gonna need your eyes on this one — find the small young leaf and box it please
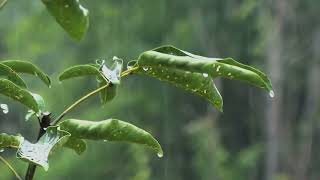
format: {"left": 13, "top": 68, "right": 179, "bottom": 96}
{"left": 2, "top": 60, "right": 51, "bottom": 87}
{"left": 138, "top": 46, "right": 273, "bottom": 92}
{"left": 63, "top": 137, "right": 87, "bottom": 155}
{"left": 0, "top": 79, "right": 42, "bottom": 112}
{"left": 41, "top": 0, "right": 89, "bottom": 40}
{"left": 0, "top": 133, "right": 22, "bottom": 149}
{"left": 17, "top": 126, "right": 71, "bottom": 171}
{"left": 59, "top": 64, "right": 100, "bottom": 81}
{"left": 0, "top": 63, "right": 27, "bottom": 88}
{"left": 136, "top": 66, "right": 223, "bottom": 111}
{"left": 59, "top": 119, "right": 163, "bottom": 157}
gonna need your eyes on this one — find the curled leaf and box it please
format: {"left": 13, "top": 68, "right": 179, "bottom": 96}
{"left": 59, "top": 119, "right": 163, "bottom": 157}
{"left": 138, "top": 45, "right": 273, "bottom": 92}
{"left": 2, "top": 60, "right": 51, "bottom": 87}
{"left": 42, "top": 0, "right": 89, "bottom": 40}
{"left": 17, "top": 126, "right": 70, "bottom": 171}
{"left": 63, "top": 138, "right": 87, "bottom": 155}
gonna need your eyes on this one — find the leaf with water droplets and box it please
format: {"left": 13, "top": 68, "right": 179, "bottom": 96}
{"left": 0, "top": 79, "right": 43, "bottom": 112}
{"left": 41, "top": 0, "right": 89, "bottom": 40}
{"left": 17, "top": 126, "right": 71, "bottom": 171}
{"left": 0, "top": 63, "right": 27, "bottom": 88}
{"left": 58, "top": 119, "right": 163, "bottom": 157}
{"left": 138, "top": 45, "right": 273, "bottom": 93}
{"left": 136, "top": 66, "right": 223, "bottom": 111}
{"left": 0, "top": 133, "right": 22, "bottom": 149}
{"left": 2, "top": 60, "right": 51, "bottom": 87}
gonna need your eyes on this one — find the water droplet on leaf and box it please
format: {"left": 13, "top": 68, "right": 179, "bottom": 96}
{"left": 269, "top": 90, "right": 275, "bottom": 98}
{"left": 157, "top": 152, "right": 163, "bottom": 158}
{"left": 143, "top": 67, "right": 149, "bottom": 71}
{"left": 202, "top": 73, "right": 209, "bottom": 78}
{"left": 0, "top": 149, "right": 4, "bottom": 153}
{"left": 0, "top": 104, "right": 9, "bottom": 114}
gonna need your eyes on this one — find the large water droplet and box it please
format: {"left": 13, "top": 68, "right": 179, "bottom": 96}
{"left": 202, "top": 73, "right": 209, "bottom": 78}
{"left": 157, "top": 152, "right": 163, "bottom": 158}
{"left": 0, "top": 104, "right": 9, "bottom": 114}
{"left": 0, "top": 148, "right": 4, "bottom": 153}
{"left": 143, "top": 67, "right": 149, "bottom": 71}
{"left": 269, "top": 90, "right": 275, "bottom": 98}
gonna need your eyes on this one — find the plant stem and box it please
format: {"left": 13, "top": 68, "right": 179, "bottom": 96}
{"left": 0, "top": 0, "right": 7, "bottom": 10}
{"left": 52, "top": 66, "right": 139, "bottom": 125}
{"left": 0, "top": 155, "right": 22, "bottom": 180}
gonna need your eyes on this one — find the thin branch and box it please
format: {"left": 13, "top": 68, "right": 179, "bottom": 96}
{"left": 0, "top": 155, "right": 23, "bottom": 180}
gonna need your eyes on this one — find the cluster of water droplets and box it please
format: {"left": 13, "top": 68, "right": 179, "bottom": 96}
{"left": 0, "top": 104, "right": 8, "bottom": 114}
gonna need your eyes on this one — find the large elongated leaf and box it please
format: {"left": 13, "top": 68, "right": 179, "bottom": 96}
{"left": 138, "top": 45, "right": 273, "bottom": 93}
{"left": 2, "top": 60, "right": 51, "bottom": 87}
{"left": 59, "top": 119, "right": 163, "bottom": 157}
{"left": 63, "top": 137, "right": 87, "bottom": 155}
{"left": 0, "top": 133, "right": 22, "bottom": 149}
{"left": 136, "top": 66, "right": 223, "bottom": 111}
{"left": 42, "top": 0, "right": 89, "bottom": 40}
{"left": 0, "top": 79, "right": 42, "bottom": 112}
{"left": 0, "top": 63, "right": 27, "bottom": 88}
{"left": 17, "top": 126, "right": 70, "bottom": 171}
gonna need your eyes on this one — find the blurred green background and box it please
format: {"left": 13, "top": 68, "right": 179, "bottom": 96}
{"left": 0, "top": 0, "right": 320, "bottom": 180}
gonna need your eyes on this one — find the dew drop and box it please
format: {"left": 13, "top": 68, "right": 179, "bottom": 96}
{"left": 202, "top": 73, "right": 209, "bottom": 78}
{"left": 216, "top": 66, "right": 221, "bottom": 72}
{"left": 0, "top": 104, "right": 9, "bottom": 114}
{"left": 157, "top": 152, "right": 163, "bottom": 158}
{"left": 143, "top": 67, "right": 149, "bottom": 71}
{"left": 103, "top": 140, "right": 108, "bottom": 142}
{"left": 227, "top": 73, "right": 232, "bottom": 76}
{"left": 269, "top": 90, "right": 275, "bottom": 98}
{"left": 0, "top": 148, "right": 4, "bottom": 153}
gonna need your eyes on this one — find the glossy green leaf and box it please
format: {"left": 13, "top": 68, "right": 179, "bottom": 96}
{"left": 136, "top": 66, "right": 223, "bottom": 111}
{"left": 97, "top": 76, "right": 117, "bottom": 104}
{"left": 0, "top": 79, "right": 42, "bottom": 112}
{"left": 0, "top": 63, "right": 27, "bottom": 88}
{"left": 63, "top": 137, "right": 87, "bottom": 155}
{"left": 138, "top": 45, "right": 273, "bottom": 93}
{"left": 59, "top": 64, "right": 100, "bottom": 81}
{"left": 59, "top": 119, "right": 163, "bottom": 157}
{"left": 0, "top": 133, "right": 22, "bottom": 149}
{"left": 2, "top": 60, "right": 51, "bottom": 87}
{"left": 17, "top": 126, "right": 70, "bottom": 171}
{"left": 42, "top": 0, "right": 89, "bottom": 40}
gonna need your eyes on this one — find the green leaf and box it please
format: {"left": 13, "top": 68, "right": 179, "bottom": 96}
{"left": 31, "top": 93, "right": 46, "bottom": 113}
{"left": 138, "top": 45, "right": 273, "bottom": 93}
{"left": 63, "top": 138, "right": 87, "bottom": 155}
{"left": 42, "top": 0, "right": 89, "bottom": 40}
{"left": 17, "top": 126, "right": 70, "bottom": 171}
{"left": 0, "top": 63, "right": 27, "bottom": 88}
{"left": 137, "top": 66, "right": 223, "bottom": 111}
{"left": 97, "top": 76, "right": 117, "bottom": 104}
{"left": 0, "top": 79, "right": 42, "bottom": 112}
{"left": 59, "top": 119, "right": 163, "bottom": 157}
{"left": 59, "top": 64, "right": 100, "bottom": 81}
{"left": 2, "top": 60, "right": 51, "bottom": 87}
{"left": 0, "top": 133, "right": 22, "bottom": 149}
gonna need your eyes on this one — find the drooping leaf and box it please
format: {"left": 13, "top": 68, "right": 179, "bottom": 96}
{"left": 0, "top": 133, "right": 22, "bottom": 149}
{"left": 59, "top": 119, "right": 163, "bottom": 157}
{"left": 136, "top": 66, "right": 223, "bottom": 111}
{"left": 97, "top": 76, "right": 117, "bottom": 104}
{"left": 31, "top": 93, "right": 46, "bottom": 113}
{"left": 17, "top": 126, "right": 70, "bottom": 171}
{"left": 63, "top": 137, "right": 87, "bottom": 155}
{"left": 59, "top": 64, "right": 100, "bottom": 81}
{"left": 0, "top": 63, "right": 27, "bottom": 88}
{"left": 138, "top": 45, "right": 273, "bottom": 93}
{"left": 41, "top": 0, "right": 89, "bottom": 40}
{"left": 0, "top": 79, "right": 42, "bottom": 112}
{"left": 2, "top": 60, "right": 51, "bottom": 87}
